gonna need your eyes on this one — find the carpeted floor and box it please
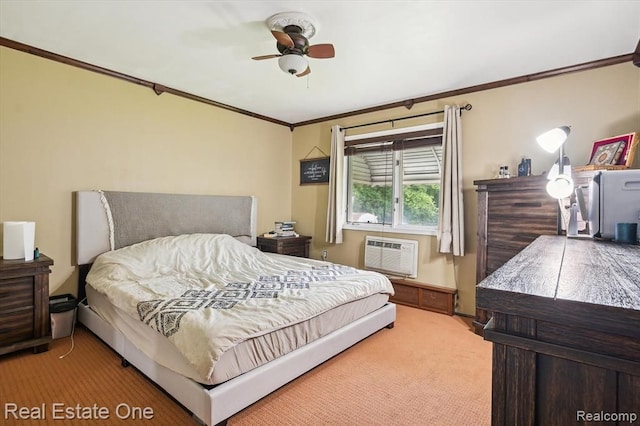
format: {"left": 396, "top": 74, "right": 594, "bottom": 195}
{"left": 0, "top": 305, "right": 492, "bottom": 425}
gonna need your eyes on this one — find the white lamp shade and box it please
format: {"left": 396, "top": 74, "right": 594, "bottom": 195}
{"left": 546, "top": 174, "right": 574, "bottom": 199}
{"left": 536, "top": 126, "right": 570, "bottom": 153}
{"left": 278, "top": 54, "right": 308, "bottom": 75}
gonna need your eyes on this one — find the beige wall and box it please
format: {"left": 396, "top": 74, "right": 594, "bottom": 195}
{"left": 291, "top": 63, "right": 640, "bottom": 315}
{"left": 0, "top": 47, "right": 293, "bottom": 296}
{"left": 2, "top": 45, "right": 638, "bottom": 316}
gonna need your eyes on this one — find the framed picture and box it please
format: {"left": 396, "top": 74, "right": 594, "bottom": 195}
{"left": 300, "top": 157, "right": 330, "bottom": 185}
{"left": 588, "top": 132, "right": 639, "bottom": 167}
{"left": 588, "top": 140, "right": 625, "bottom": 166}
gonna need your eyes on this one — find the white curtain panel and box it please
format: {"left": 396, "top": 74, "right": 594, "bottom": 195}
{"left": 326, "top": 125, "right": 345, "bottom": 244}
{"left": 438, "top": 105, "right": 465, "bottom": 256}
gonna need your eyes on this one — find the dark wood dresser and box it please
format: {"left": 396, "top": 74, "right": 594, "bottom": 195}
{"left": 474, "top": 176, "right": 559, "bottom": 334}
{"left": 477, "top": 236, "right": 640, "bottom": 425}
{"left": 256, "top": 235, "right": 311, "bottom": 258}
{"left": 0, "top": 254, "right": 53, "bottom": 355}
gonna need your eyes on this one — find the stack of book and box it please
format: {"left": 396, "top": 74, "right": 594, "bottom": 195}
{"left": 275, "top": 221, "right": 298, "bottom": 237}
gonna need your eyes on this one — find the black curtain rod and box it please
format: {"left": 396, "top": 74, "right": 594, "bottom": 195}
{"left": 340, "top": 103, "right": 472, "bottom": 132}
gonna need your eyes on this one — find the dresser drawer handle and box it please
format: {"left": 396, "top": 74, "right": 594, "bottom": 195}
{"left": 512, "top": 202, "right": 542, "bottom": 208}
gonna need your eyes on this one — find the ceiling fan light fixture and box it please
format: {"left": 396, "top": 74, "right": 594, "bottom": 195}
{"left": 267, "top": 12, "right": 317, "bottom": 38}
{"left": 278, "top": 54, "right": 308, "bottom": 75}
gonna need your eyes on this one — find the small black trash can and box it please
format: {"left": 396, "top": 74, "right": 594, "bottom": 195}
{"left": 49, "top": 294, "right": 77, "bottom": 339}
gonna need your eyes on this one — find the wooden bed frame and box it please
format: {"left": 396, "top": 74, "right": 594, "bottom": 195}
{"left": 75, "top": 190, "right": 396, "bottom": 425}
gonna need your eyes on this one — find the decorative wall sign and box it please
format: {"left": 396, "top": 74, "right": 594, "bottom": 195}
{"left": 300, "top": 157, "right": 330, "bottom": 185}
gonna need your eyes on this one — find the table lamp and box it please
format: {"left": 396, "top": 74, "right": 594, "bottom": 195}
{"left": 536, "top": 126, "right": 573, "bottom": 199}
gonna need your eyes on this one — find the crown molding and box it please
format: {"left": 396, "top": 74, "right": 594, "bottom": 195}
{"left": 1, "top": 37, "right": 633, "bottom": 131}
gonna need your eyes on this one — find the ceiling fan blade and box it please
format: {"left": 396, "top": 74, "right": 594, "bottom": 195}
{"left": 252, "top": 54, "right": 281, "bottom": 60}
{"left": 271, "top": 30, "right": 295, "bottom": 48}
{"left": 307, "top": 44, "right": 335, "bottom": 59}
{"left": 296, "top": 66, "right": 311, "bottom": 78}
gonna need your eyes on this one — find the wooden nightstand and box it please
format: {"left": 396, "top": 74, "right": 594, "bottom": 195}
{"left": 0, "top": 254, "right": 53, "bottom": 355}
{"left": 257, "top": 235, "right": 312, "bottom": 258}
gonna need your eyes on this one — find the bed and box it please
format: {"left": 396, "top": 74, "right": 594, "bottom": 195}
{"left": 75, "top": 190, "right": 396, "bottom": 425}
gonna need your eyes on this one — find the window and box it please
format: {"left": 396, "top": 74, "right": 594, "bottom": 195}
{"left": 344, "top": 123, "right": 443, "bottom": 235}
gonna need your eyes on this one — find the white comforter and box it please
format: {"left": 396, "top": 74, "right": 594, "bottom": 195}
{"left": 86, "top": 233, "right": 394, "bottom": 382}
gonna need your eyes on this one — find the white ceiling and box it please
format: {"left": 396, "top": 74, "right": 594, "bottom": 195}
{"left": 1, "top": 1, "right": 639, "bottom": 125}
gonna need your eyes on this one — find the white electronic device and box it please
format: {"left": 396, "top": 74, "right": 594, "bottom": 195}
{"left": 588, "top": 169, "right": 640, "bottom": 240}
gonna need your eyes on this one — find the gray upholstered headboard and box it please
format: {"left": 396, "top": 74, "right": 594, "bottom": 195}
{"left": 75, "top": 190, "right": 257, "bottom": 265}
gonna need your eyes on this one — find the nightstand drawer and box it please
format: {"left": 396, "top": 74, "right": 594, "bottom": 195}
{"left": 257, "top": 236, "right": 311, "bottom": 258}
{"left": 280, "top": 246, "right": 307, "bottom": 257}
{"left": 0, "top": 310, "right": 34, "bottom": 345}
{"left": 0, "top": 277, "right": 34, "bottom": 313}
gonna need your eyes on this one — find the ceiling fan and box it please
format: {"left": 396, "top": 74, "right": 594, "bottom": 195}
{"left": 252, "top": 12, "right": 335, "bottom": 77}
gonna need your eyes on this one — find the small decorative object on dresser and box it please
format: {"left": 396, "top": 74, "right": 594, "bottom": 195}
{"left": 517, "top": 158, "right": 532, "bottom": 176}
{"left": 576, "top": 132, "right": 639, "bottom": 171}
{"left": 0, "top": 254, "right": 53, "bottom": 355}
{"left": 589, "top": 140, "right": 625, "bottom": 166}
{"left": 256, "top": 235, "right": 312, "bottom": 258}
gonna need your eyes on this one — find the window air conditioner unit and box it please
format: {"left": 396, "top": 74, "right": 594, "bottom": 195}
{"left": 364, "top": 236, "right": 418, "bottom": 278}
